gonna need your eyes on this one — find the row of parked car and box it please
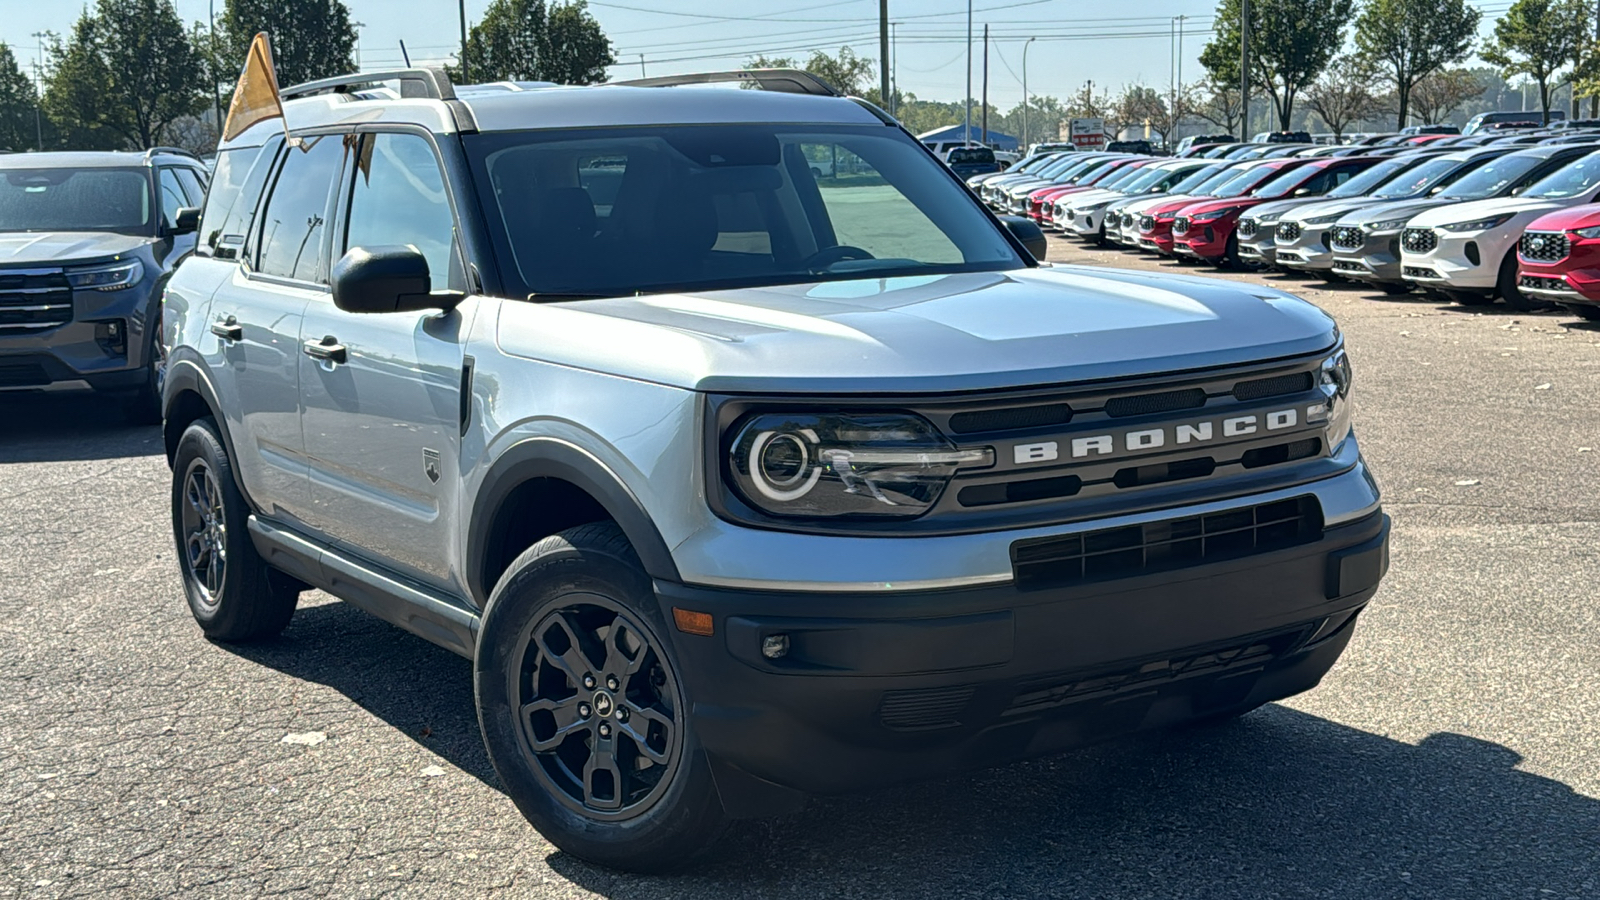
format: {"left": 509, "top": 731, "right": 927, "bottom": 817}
{"left": 968, "top": 129, "right": 1600, "bottom": 318}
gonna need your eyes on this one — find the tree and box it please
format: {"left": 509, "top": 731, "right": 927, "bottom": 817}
{"left": 1408, "top": 68, "right": 1485, "bottom": 124}
{"left": 1482, "top": 0, "right": 1587, "bottom": 125}
{"left": 460, "top": 0, "right": 613, "bottom": 85}
{"left": 1201, "top": 0, "right": 1354, "bottom": 131}
{"left": 1066, "top": 81, "right": 1111, "bottom": 120}
{"left": 41, "top": 0, "right": 205, "bottom": 150}
{"left": 1191, "top": 78, "right": 1246, "bottom": 135}
{"left": 1113, "top": 84, "right": 1171, "bottom": 141}
{"left": 1353, "top": 0, "right": 1479, "bottom": 128}
{"left": 1303, "top": 56, "right": 1383, "bottom": 140}
{"left": 0, "top": 43, "right": 38, "bottom": 151}
{"left": 220, "top": 0, "right": 355, "bottom": 88}
{"left": 746, "top": 47, "right": 875, "bottom": 97}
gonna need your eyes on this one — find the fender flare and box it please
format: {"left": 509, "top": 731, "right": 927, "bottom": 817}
{"left": 161, "top": 354, "right": 257, "bottom": 510}
{"left": 466, "top": 437, "right": 681, "bottom": 604}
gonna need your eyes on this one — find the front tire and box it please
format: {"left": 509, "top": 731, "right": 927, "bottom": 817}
{"left": 125, "top": 316, "right": 164, "bottom": 425}
{"left": 1499, "top": 252, "right": 1549, "bottom": 311}
{"left": 171, "top": 418, "right": 299, "bottom": 641}
{"left": 475, "top": 523, "right": 726, "bottom": 872}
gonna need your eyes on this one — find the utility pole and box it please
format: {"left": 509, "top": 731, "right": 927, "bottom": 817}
{"left": 1593, "top": 3, "right": 1600, "bottom": 117}
{"left": 458, "top": 0, "right": 470, "bottom": 82}
{"left": 1022, "top": 36, "right": 1036, "bottom": 151}
{"left": 891, "top": 22, "right": 899, "bottom": 116}
{"left": 981, "top": 24, "right": 989, "bottom": 145}
{"left": 209, "top": 2, "right": 224, "bottom": 132}
{"left": 1239, "top": 0, "right": 1250, "bottom": 140}
{"left": 879, "top": 0, "right": 890, "bottom": 110}
{"left": 964, "top": 0, "right": 973, "bottom": 144}
{"left": 352, "top": 20, "right": 366, "bottom": 71}
{"left": 30, "top": 33, "right": 45, "bottom": 150}
{"left": 639, "top": 54, "right": 646, "bottom": 78}
{"left": 1175, "top": 15, "right": 1185, "bottom": 145}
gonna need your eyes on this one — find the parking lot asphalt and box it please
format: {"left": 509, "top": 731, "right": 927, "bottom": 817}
{"left": 3, "top": 238, "right": 1599, "bottom": 899}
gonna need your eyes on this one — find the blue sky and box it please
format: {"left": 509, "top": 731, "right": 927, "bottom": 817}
{"left": 3, "top": 0, "right": 1513, "bottom": 110}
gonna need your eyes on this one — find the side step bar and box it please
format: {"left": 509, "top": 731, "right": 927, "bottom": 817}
{"left": 248, "top": 517, "right": 480, "bottom": 659}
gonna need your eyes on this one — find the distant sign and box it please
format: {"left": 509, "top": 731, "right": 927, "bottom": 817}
{"left": 1070, "top": 117, "right": 1106, "bottom": 149}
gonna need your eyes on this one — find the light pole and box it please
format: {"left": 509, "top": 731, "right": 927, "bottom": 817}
{"left": 30, "top": 32, "right": 45, "bottom": 150}
{"left": 208, "top": 3, "right": 223, "bottom": 132}
{"left": 964, "top": 0, "right": 973, "bottom": 144}
{"left": 1022, "top": 36, "right": 1036, "bottom": 152}
{"left": 639, "top": 54, "right": 646, "bottom": 77}
{"left": 459, "top": 0, "right": 470, "bottom": 82}
{"left": 352, "top": 21, "right": 366, "bottom": 71}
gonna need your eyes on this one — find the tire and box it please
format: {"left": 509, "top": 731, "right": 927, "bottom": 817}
{"left": 1563, "top": 303, "right": 1600, "bottom": 321}
{"left": 474, "top": 522, "right": 726, "bottom": 873}
{"left": 171, "top": 418, "right": 300, "bottom": 641}
{"left": 125, "top": 316, "right": 164, "bottom": 425}
{"left": 1377, "top": 282, "right": 1412, "bottom": 295}
{"left": 1498, "top": 252, "right": 1549, "bottom": 311}
{"left": 1446, "top": 289, "right": 1496, "bottom": 306}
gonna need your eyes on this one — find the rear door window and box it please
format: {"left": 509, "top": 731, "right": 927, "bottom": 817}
{"left": 253, "top": 135, "right": 348, "bottom": 283}
{"left": 157, "top": 168, "right": 187, "bottom": 227}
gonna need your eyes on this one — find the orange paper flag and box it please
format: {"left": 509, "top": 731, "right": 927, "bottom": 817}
{"left": 222, "top": 32, "right": 290, "bottom": 143}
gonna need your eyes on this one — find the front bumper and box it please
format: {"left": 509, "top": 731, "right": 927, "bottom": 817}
{"left": 1174, "top": 224, "right": 1229, "bottom": 260}
{"left": 1519, "top": 242, "right": 1600, "bottom": 303}
{"left": 1400, "top": 228, "right": 1504, "bottom": 290}
{"left": 0, "top": 277, "right": 158, "bottom": 393}
{"left": 1275, "top": 225, "right": 1338, "bottom": 271}
{"left": 1329, "top": 230, "right": 1403, "bottom": 282}
{"left": 662, "top": 507, "right": 1389, "bottom": 797}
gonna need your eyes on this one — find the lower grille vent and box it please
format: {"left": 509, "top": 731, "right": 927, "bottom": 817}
{"left": 1104, "top": 388, "right": 1206, "bottom": 418}
{"left": 959, "top": 475, "right": 1083, "bottom": 507}
{"left": 0, "top": 363, "right": 50, "bottom": 388}
{"left": 1010, "top": 496, "right": 1322, "bottom": 590}
{"left": 879, "top": 685, "right": 976, "bottom": 730}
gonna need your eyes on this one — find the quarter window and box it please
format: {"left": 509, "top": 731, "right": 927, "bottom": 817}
{"left": 255, "top": 135, "right": 347, "bottom": 283}
{"left": 344, "top": 133, "right": 460, "bottom": 292}
{"left": 158, "top": 168, "right": 187, "bottom": 227}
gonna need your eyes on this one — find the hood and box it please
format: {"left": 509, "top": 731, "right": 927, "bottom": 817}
{"left": 0, "top": 231, "right": 150, "bottom": 267}
{"left": 1340, "top": 197, "right": 1459, "bottom": 227}
{"left": 1243, "top": 196, "right": 1326, "bottom": 221}
{"left": 1147, "top": 194, "right": 1208, "bottom": 217}
{"left": 495, "top": 268, "right": 1339, "bottom": 394}
{"left": 1406, "top": 196, "right": 1566, "bottom": 228}
{"left": 1064, "top": 188, "right": 1123, "bottom": 209}
{"left": 1129, "top": 193, "right": 1196, "bottom": 215}
{"left": 1526, "top": 204, "right": 1600, "bottom": 232}
{"left": 1175, "top": 197, "right": 1261, "bottom": 218}
{"left": 1280, "top": 196, "right": 1385, "bottom": 224}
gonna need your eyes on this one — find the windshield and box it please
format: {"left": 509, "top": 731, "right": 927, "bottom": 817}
{"left": 1254, "top": 165, "right": 1319, "bottom": 198}
{"left": 1213, "top": 165, "right": 1283, "bottom": 198}
{"left": 1012, "top": 154, "right": 1057, "bottom": 173}
{"left": 465, "top": 124, "right": 1024, "bottom": 299}
{"left": 1038, "top": 155, "right": 1090, "bottom": 179}
{"left": 1093, "top": 164, "right": 1148, "bottom": 189}
{"left": 1122, "top": 166, "right": 1180, "bottom": 192}
{"left": 1371, "top": 156, "right": 1470, "bottom": 199}
{"left": 0, "top": 167, "right": 152, "bottom": 234}
{"left": 1522, "top": 152, "right": 1600, "bottom": 199}
{"left": 1167, "top": 165, "right": 1223, "bottom": 194}
{"left": 1326, "top": 156, "right": 1422, "bottom": 198}
{"left": 1437, "top": 153, "right": 1546, "bottom": 199}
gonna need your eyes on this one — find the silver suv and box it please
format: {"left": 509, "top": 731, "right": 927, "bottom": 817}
{"left": 162, "top": 68, "right": 1389, "bottom": 872}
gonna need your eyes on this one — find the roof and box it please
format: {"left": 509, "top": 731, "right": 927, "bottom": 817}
{"left": 0, "top": 151, "right": 165, "bottom": 169}
{"left": 916, "top": 124, "right": 1019, "bottom": 150}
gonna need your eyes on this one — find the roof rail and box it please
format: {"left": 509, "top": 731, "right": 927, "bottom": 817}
{"left": 611, "top": 68, "right": 840, "bottom": 97}
{"left": 145, "top": 146, "right": 201, "bottom": 161}
{"left": 281, "top": 67, "right": 456, "bottom": 102}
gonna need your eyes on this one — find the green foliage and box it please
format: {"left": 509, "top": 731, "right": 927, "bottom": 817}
{"left": 459, "top": 0, "right": 614, "bottom": 85}
{"left": 746, "top": 47, "right": 875, "bottom": 96}
{"left": 1482, "top": 0, "right": 1588, "bottom": 123}
{"left": 1354, "top": 0, "right": 1480, "bottom": 127}
{"left": 41, "top": 0, "right": 205, "bottom": 150}
{"left": 1200, "top": 0, "right": 1354, "bottom": 130}
{"left": 0, "top": 43, "right": 39, "bottom": 151}
{"left": 220, "top": 0, "right": 355, "bottom": 88}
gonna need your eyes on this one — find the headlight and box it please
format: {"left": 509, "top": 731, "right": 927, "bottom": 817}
{"left": 1314, "top": 350, "right": 1354, "bottom": 450}
{"left": 1190, "top": 207, "right": 1237, "bottom": 222}
{"left": 1303, "top": 212, "right": 1343, "bottom": 225}
{"left": 1365, "top": 218, "right": 1409, "bottom": 232}
{"left": 67, "top": 259, "right": 144, "bottom": 291}
{"left": 1574, "top": 224, "right": 1600, "bottom": 238}
{"left": 726, "top": 412, "right": 992, "bottom": 519}
{"left": 1440, "top": 213, "right": 1515, "bottom": 232}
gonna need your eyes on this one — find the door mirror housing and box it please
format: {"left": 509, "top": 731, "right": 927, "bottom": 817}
{"left": 170, "top": 206, "right": 201, "bottom": 236}
{"left": 331, "top": 246, "right": 459, "bottom": 314}
{"left": 998, "top": 214, "right": 1049, "bottom": 261}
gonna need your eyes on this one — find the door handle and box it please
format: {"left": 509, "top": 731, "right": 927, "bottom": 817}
{"left": 210, "top": 319, "right": 242, "bottom": 342}
{"left": 303, "top": 335, "right": 347, "bottom": 365}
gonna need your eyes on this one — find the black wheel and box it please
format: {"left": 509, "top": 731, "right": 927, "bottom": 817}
{"left": 1563, "top": 303, "right": 1600, "bottom": 321}
{"left": 1499, "top": 252, "right": 1549, "bottom": 311}
{"left": 475, "top": 523, "right": 725, "bottom": 872}
{"left": 171, "top": 418, "right": 299, "bottom": 641}
{"left": 1446, "top": 289, "right": 1496, "bottom": 306}
{"left": 125, "top": 315, "right": 164, "bottom": 425}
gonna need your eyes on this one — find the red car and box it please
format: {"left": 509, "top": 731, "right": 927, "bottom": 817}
{"left": 1137, "top": 160, "right": 1304, "bottom": 256}
{"left": 1517, "top": 203, "right": 1600, "bottom": 320}
{"left": 1030, "top": 157, "right": 1152, "bottom": 223}
{"left": 1172, "top": 157, "right": 1372, "bottom": 265}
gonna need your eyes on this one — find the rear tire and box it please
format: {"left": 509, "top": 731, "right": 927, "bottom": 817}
{"left": 1377, "top": 282, "right": 1412, "bottom": 295}
{"left": 171, "top": 418, "right": 299, "bottom": 641}
{"left": 475, "top": 522, "right": 726, "bottom": 873}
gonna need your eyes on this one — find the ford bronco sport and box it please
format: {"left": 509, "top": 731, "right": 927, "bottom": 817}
{"left": 162, "top": 68, "right": 1389, "bottom": 872}
{"left": 0, "top": 149, "right": 208, "bottom": 420}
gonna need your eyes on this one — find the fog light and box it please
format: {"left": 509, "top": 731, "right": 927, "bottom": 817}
{"left": 94, "top": 320, "right": 127, "bottom": 357}
{"left": 761, "top": 634, "right": 790, "bottom": 659}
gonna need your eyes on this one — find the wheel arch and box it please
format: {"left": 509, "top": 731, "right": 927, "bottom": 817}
{"left": 161, "top": 356, "right": 258, "bottom": 510}
{"left": 467, "top": 437, "right": 681, "bottom": 607}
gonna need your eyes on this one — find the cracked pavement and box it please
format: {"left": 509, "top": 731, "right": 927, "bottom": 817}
{"left": 2, "top": 237, "right": 1598, "bottom": 898}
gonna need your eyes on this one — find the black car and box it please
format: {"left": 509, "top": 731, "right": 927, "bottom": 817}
{"left": 945, "top": 145, "right": 1001, "bottom": 178}
{"left": 0, "top": 149, "right": 207, "bottom": 420}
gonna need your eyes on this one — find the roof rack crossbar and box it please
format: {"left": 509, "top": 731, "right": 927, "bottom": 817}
{"left": 145, "top": 146, "right": 202, "bottom": 161}
{"left": 610, "top": 68, "right": 840, "bottom": 97}
{"left": 281, "top": 67, "right": 456, "bottom": 102}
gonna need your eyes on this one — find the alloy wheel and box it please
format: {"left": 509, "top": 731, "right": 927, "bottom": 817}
{"left": 179, "top": 459, "right": 227, "bottom": 610}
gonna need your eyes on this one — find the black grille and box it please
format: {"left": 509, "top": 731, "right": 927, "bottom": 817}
{"left": 1103, "top": 388, "right": 1207, "bottom": 418}
{"left": 959, "top": 474, "right": 1083, "bottom": 507}
{"left": 1010, "top": 496, "right": 1323, "bottom": 590}
{"left": 1277, "top": 220, "right": 1302, "bottom": 242}
{"left": 1520, "top": 230, "right": 1569, "bottom": 262}
{"left": 1401, "top": 227, "right": 1437, "bottom": 253}
{"left": 1402, "top": 265, "right": 1438, "bottom": 279}
{"left": 0, "top": 269, "right": 72, "bottom": 331}
{"left": 1233, "top": 371, "right": 1313, "bottom": 401}
{"left": 879, "top": 685, "right": 975, "bottom": 730}
{"left": 1121, "top": 212, "right": 1134, "bottom": 228}
{"left": 1173, "top": 216, "right": 1191, "bottom": 235}
{"left": 1138, "top": 214, "right": 1155, "bottom": 232}
{"left": 948, "top": 403, "right": 1073, "bottom": 435}
{"left": 1520, "top": 273, "right": 1573, "bottom": 293}
{"left": 0, "top": 363, "right": 50, "bottom": 387}
{"left": 1330, "top": 226, "right": 1363, "bottom": 250}
{"left": 1238, "top": 218, "right": 1259, "bottom": 238}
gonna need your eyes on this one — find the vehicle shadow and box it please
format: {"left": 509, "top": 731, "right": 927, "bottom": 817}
{"left": 0, "top": 393, "right": 162, "bottom": 463}
{"left": 229, "top": 601, "right": 1600, "bottom": 899}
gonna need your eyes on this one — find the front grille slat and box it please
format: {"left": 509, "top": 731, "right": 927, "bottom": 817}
{"left": 1173, "top": 216, "right": 1191, "bottom": 235}
{"left": 1238, "top": 218, "right": 1259, "bottom": 238}
{"left": 1330, "top": 226, "right": 1363, "bottom": 250}
{"left": 1401, "top": 227, "right": 1437, "bottom": 254}
{"left": 1519, "top": 230, "right": 1569, "bottom": 263}
{"left": 0, "top": 268, "right": 71, "bottom": 330}
{"left": 1277, "top": 220, "right": 1302, "bottom": 242}
{"left": 1103, "top": 387, "right": 1207, "bottom": 418}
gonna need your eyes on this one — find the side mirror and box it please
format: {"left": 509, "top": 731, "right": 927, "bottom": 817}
{"left": 170, "top": 206, "right": 201, "bottom": 236}
{"left": 1293, "top": 187, "right": 1312, "bottom": 197}
{"left": 998, "top": 214, "right": 1048, "bottom": 261}
{"left": 331, "top": 246, "right": 456, "bottom": 314}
